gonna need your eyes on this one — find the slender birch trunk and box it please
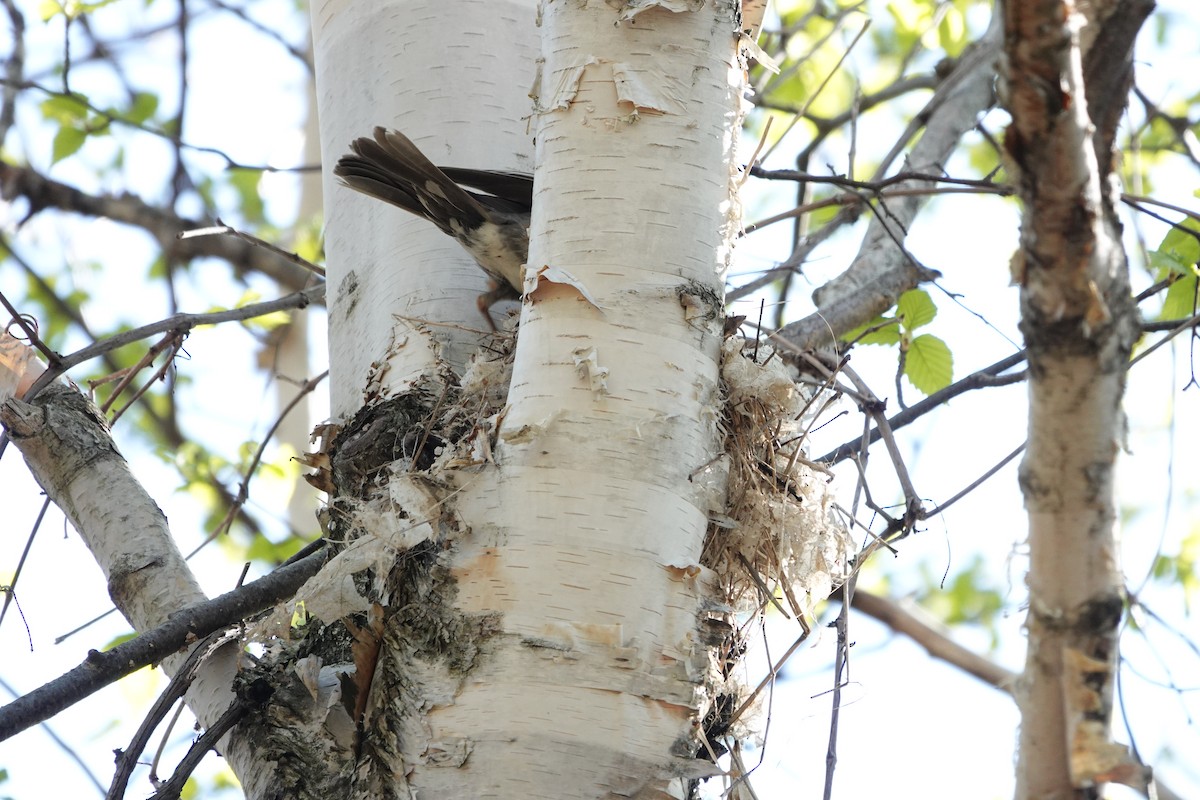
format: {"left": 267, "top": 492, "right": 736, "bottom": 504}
{"left": 1004, "top": 0, "right": 1152, "bottom": 796}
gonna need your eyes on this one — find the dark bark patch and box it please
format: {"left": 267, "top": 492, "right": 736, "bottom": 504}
{"left": 330, "top": 392, "right": 449, "bottom": 499}
{"left": 1075, "top": 592, "right": 1124, "bottom": 637}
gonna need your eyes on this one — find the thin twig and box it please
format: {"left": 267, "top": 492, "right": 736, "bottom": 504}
{"left": 816, "top": 350, "right": 1027, "bottom": 464}
{"left": 0, "top": 497, "right": 48, "bottom": 642}
{"left": 0, "top": 674, "right": 105, "bottom": 795}
{"left": 922, "top": 443, "right": 1026, "bottom": 518}
{"left": 145, "top": 688, "right": 266, "bottom": 800}
{"left": 0, "top": 77, "right": 320, "bottom": 173}
{"left": 22, "top": 285, "right": 325, "bottom": 401}
{"left": 0, "top": 545, "right": 328, "bottom": 742}
{"left": 185, "top": 370, "right": 328, "bottom": 558}
{"left": 178, "top": 223, "right": 325, "bottom": 277}
{"left": 106, "top": 630, "right": 229, "bottom": 800}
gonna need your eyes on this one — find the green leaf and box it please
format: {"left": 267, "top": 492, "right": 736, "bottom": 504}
{"left": 904, "top": 333, "right": 953, "bottom": 394}
{"left": 1149, "top": 220, "right": 1200, "bottom": 321}
{"left": 884, "top": 0, "right": 927, "bottom": 52}
{"left": 1155, "top": 225, "right": 1200, "bottom": 272}
{"left": 247, "top": 308, "right": 293, "bottom": 332}
{"left": 1161, "top": 272, "right": 1198, "bottom": 322}
{"left": 896, "top": 288, "right": 936, "bottom": 331}
{"left": 965, "top": 137, "right": 1006, "bottom": 184}
{"left": 233, "top": 288, "right": 263, "bottom": 308}
{"left": 194, "top": 174, "right": 217, "bottom": 211}
{"left": 210, "top": 766, "right": 241, "bottom": 790}
{"left": 124, "top": 91, "right": 160, "bottom": 125}
{"left": 291, "top": 219, "right": 325, "bottom": 264}
{"left": 806, "top": 196, "right": 846, "bottom": 228}
{"left": 934, "top": 5, "right": 968, "bottom": 56}
{"left": 245, "top": 532, "right": 305, "bottom": 564}
{"left": 38, "top": 0, "right": 64, "bottom": 20}
{"left": 103, "top": 631, "right": 138, "bottom": 650}
{"left": 42, "top": 0, "right": 123, "bottom": 18}
{"left": 229, "top": 168, "right": 266, "bottom": 224}
{"left": 40, "top": 93, "right": 90, "bottom": 124}
{"left": 50, "top": 126, "right": 87, "bottom": 164}
{"left": 1148, "top": 248, "right": 1193, "bottom": 277}
{"left": 24, "top": 273, "right": 90, "bottom": 343}
{"left": 841, "top": 315, "right": 902, "bottom": 346}
{"left": 918, "top": 554, "right": 1005, "bottom": 648}
{"left": 1150, "top": 528, "right": 1200, "bottom": 612}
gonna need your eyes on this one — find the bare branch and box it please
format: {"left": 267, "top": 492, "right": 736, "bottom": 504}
{"left": 848, "top": 590, "right": 1187, "bottom": 800}
{"left": 2, "top": 382, "right": 208, "bottom": 640}
{"left": 816, "top": 350, "right": 1027, "bottom": 465}
{"left": 106, "top": 631, "right": 224, "bottom": 800}
{"left": 1132, "top": 86, "right": 1200, "bottom": 168}
{"left": 0, "top": 161, "right": 316, "bottom": 289}
{"left": 179, "top": 223, "right": 325, "bottom": 278}
{"left": 22, "top": 284, "right": 325, "bottom": 400}
{"left": 145, "top": 688, "right": 266, "bottom": 800}
{"left": 0, "top": 545, "right": 328, "bottom": 742}
{"left": 769, "top": 10, "right": 1003, "bottom": 353}
{"left": 850, "top": 589, "right": 1017, "bottom": 692}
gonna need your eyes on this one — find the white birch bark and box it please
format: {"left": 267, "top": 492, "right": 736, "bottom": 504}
{"left": 1003, "top": 0, "right": 1147, "bottom": 795}
{"left": 0, "top": 379, "right": 248, "bottom": 782}
{"left": 300, "top": 0, "right": 743, "bottom": 797}
{"left": 311, "top": 0, "right": 539, "bottom": 414}
{"left": 431, "top": 2, "right": 742, "bottom": 794}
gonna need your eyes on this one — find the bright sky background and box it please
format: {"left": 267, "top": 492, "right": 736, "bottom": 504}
{"left": 1, "top": 1, "right": 1198, "bottom": 798}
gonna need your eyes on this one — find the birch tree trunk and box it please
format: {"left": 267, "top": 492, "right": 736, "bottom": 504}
{"left": 253, "top": 0, "right": 744, "bottom": 797}
{"left": 1004, "top": 0, "right": 1153, "bottom": 796}
{"left": 313, "top": 0, "right": 539, "bottom": 403}
{"left": 432, "top": 2, "right": 741, "bottom": 793}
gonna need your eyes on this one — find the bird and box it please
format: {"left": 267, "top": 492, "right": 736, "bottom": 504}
{"left": 333, "top": 127, "right": 533, "bottom": 329}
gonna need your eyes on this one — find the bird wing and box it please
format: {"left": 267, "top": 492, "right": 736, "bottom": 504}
{"left": 334, "top": 128, "right": 490, "bottom": 236}
{"left": 440, "top": 168, "right": 533, "bottom": 214}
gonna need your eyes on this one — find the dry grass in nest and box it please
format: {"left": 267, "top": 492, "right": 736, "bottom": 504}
{"left": 706, "top": 337, "right": 853, "bottom": 623}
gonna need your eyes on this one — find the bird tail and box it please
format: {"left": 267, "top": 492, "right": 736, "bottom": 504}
{"left": 333, "top": 128, "right": 488, "bottom": 236}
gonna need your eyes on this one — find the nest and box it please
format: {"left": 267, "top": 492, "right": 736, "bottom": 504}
{"left": 705, "top": 337, "right": 853, "bottom": 621}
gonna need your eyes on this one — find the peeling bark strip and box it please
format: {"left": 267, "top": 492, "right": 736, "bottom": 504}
{"left": 1002, "top": 0, "right": 1149, "bottom": 796}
